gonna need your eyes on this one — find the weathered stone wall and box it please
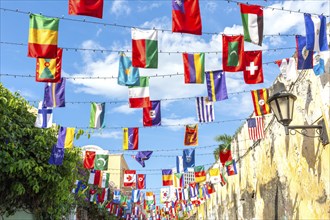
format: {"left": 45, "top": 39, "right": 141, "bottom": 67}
{"left": 208, "top": 51, "right": 330, "bottom": 220}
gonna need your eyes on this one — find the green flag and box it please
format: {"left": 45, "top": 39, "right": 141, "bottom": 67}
{"left": 94, "top": 154, "right": 108, "bottom": 170}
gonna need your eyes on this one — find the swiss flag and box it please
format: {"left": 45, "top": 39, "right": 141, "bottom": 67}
{"left": 124, "top": 170, "right": 136, "bottom": 187}
{"left": 137, "top": 174, "right": 146, "bottom": 189}
{"left": 243, "top": 50, "right": 263, "bottom": 84}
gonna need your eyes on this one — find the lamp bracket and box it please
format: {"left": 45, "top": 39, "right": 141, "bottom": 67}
{"left": 286, "top": 119, "right": 329, "bottom": 146}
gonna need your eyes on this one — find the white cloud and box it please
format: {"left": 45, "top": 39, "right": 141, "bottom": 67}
{"left": 111, "top": 104, "right": 138, "bottom": 115}
{"left": 137, "top": 3, "right": 162, "bottom": 12}
{"left": 110, "top": 0, "right": 131, "bottom": 16}
{"left": 96, "top": 28, "right": 102, "bottom": 37}
{"left": 9, "top": 87, "right": 37, "bottom": 100}
{"left": 205, "top": 1, "right": 218, "bottom": 13}
{"left": 91, "top": 131, "right": 122, "bottom": 139}
{"left": 264, "top": 1, "right": 329, "bottom": 35}
{"left": 162, "top": 116, "right": 197, "bottom": 131}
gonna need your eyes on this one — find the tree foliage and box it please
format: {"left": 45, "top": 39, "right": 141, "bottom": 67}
{"left": 213, "top": 134, "right": 232, "bottom": 161}
{"left": 0, "top": 84, "right": 82, "bottom": 219}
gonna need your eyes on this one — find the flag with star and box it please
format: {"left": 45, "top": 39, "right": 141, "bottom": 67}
{"left": 243, "top": 50, "right": 263, "bottom": 84}
{"left": 48, "top": 145, "right": 64, "bottom": 165}
{"left": 36, "top": 48, "right": 62, "bottom": 82}
{"left": 94, "top": 154, "right": 109, "bottom": 170}
{"left": 118, "top": 52, "right": 140, "bottom": 86}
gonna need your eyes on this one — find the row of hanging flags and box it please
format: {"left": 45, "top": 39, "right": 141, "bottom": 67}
{"left": 75, "top": 146, "right": 235, "bottom": 218}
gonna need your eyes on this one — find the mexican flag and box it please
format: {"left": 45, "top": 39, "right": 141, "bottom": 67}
{"left": 132, "top": 28, "right": 158, "bottom": 68}
{"left": 240, "top": 3, "right": 263, "bottom": 46}
{"left": 128, "top": 76, "right": 151, "bottom": 108}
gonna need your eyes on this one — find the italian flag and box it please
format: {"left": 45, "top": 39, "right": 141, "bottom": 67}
{"left": 128, "top": 76, "right": 151, "bottom": 108}
{"left": 240, "top": 3, "right": 263, "bottom": 46}
{"left": 132, "top": 28, "right": 158, "bottom": 68}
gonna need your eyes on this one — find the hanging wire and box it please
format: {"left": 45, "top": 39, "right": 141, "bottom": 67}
{"left": 0, "top": 6, "right": 325, "bottom": 36}
{"left": 0, "top": 41, "right": 295, "bottom": 54}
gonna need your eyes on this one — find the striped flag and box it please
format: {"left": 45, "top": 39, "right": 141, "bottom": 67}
{"left": 128, "top": 76, "right": 151, "bottom": 108}
{"left": 251, "top": 88, "right": 271, "bottom": 116}
{"left": 304, "top": 13, "right": 328, "bottom": 52}
{"left": 89, "top": 102, "right": 105, "bottom": 128}
{"left": 162, "top": 169, "right": 173, "bottom": 186}
{"left": 131, "top": 189, "right": 140, "bottom": 203}
{"left": 183, "top": 53, "right": 205, "bottom": 84}
{"left": 173, "top": 173, "right": 184, "bottom": 188}
{"left": 196, "top": 97, "right": 214, "bottom": 123}
{"left": 176, "top": 156, "right": 184, "bottom": 173}
{"left": 123, "top": 127, "right": 138, "bottom": 150}
{"left": 247, "top": 117, "right": 265, "bottom": 140}
{"left": 43, "top": 77, "right": 66, "bottom": 107}
{"left": 56, "top": 126, "right": 75, "bottom": 148}
{"left": 205, "top": 70, "right": 228, "bottom": 101}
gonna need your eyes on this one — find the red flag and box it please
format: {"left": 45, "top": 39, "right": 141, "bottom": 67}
{"left": 94, "top": 170, "right": 101, "bottom": 185}
{"left": 124, "top": 170, "right": 136, "bottom": 187}
{"left": 68, "top": 0, "right": 103, "bottom": 19}
{"left": 219, "top": 145, "right": 232, "bottom": 166}
{"left": 172, "top": 0, "right": 202, "bottom": 35}
{"left": 84, "top": 151, "right": 95, "bottom": 169}
{"left": 243, "top": 50, "right": 263, "bottom": 84}
{"left": 36, "top": 48, "right": 62, "bottom": 82}
{"left": 222, "top": 35, "right": 244, "bottom": 72}
{"left": 247, "top": 116, "right": 265, "bottom": 140}
{"left": 137, "top": 174, "right": 146, "bottom": 189}
{"left": 184, "top": 124, "right": 198, "bottom": 146}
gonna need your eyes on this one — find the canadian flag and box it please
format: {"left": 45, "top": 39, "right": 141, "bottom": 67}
{"left": 124, "top": 170, "right": 136, "bottom": 187}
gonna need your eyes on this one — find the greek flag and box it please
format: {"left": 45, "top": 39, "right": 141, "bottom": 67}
{"left": 196, "top": 97, "right": 214, "bottom": 123}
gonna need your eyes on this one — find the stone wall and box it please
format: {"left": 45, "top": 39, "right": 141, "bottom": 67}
{"left": 207, "top": 51, "right": 330, "bottom": 220}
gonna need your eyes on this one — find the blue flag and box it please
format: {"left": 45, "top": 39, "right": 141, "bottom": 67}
{"left": 304, "top": 13, "right": 328, "bottom": 52}
{"left": 183, "top": 149, "right": 195, "bottom": 172}
{"left": 205, "top": 70, "right": 228, "bottom": 101}
{"left": 296, "top": 35, "right": 313, "bottom": 70}
{"left": 133, "top": 151, "right": 153, "bottom": 167}
{"left": 176, "top": 155, "right": 184, "bottom": 173}
{"left": 113, "top": 190, "right": 121, "bottom": 204}
{"left": 313, "top": 52, "right": 325, "bottom": 76}
{"left": 49, "top": 145, "right": 64, "bottom": 165}
{"left": 43, "top": 77, "right": 66, "bottom": 107}
{"left": 118, "top": 53, "right": 140, "bottom": 86}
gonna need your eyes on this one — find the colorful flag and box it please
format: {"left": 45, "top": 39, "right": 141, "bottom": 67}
{"left": 219, "top": 143, "right": 232, "bottom": 166}
{"left": 89, "top": 102, "right": 105, "bottom": 129}
{"left": 209, "top": 168, "right": 220, "bottom": 184}
{"left": 162, "top": 169, "right": 173, "bottom": 186}
{"left": 173, "top": 173, "right": 184, "bottom": 188}
{"left": 68, "top": 0, "right": 103, "bottom": 19}
{"left": 183, "top": 53, "right": 205, "bottom": 84}
{"left": 113, "top": 190, "right": 121, "bottom": 204}
{"left": 84, "top": 151, "right": 95, "bottom": 169}
{"left": 133, "top": 151, "right": 153, "bottom": 167}
{"left": 176, "top": 156, "right": 184, "bottom": 173}
{"left": 160, "top": 188, "right": 171, "bottom": 203}
{"left": 123, "top": 127, "right": 138, "bottom": 150}
{"left": 304, "top": 14, "right": 328, "bottom": 52}
{"left": 196, "top": 97, "right": 214, "bottom": 123}
{"left": 132, "top": 28, "right": 158, "bottom": 68}
{"left": 251, "top": 88, "right": 271, "bottom": 116}
{"left": 43, "top": 77, "right": 66, "bottom": 107}
{"left": 137, "top": 174, "right": 146, "bottom": 189}
{"left": 36, "top": 48, "right": 62, "bottom": 82}
{"left": 184, "top": 124, "right": 198, "bottom": 146}
{"left": 124, "top": 170, "right": 136, "bottom": 187}
{"left": 194, "top": 166, "right": 206, "bottom": 183}
{"left": 132, "top": 189, "right": 140, "bottom": 203}
{"left": 247, "top": 116, "right": 265, "bottom": 140}
{"left": 296, "top": 35, "right": 313, "bottom": 70}
{"left": 128, "top": 76, "right": 151, "bottom": 108}
{"left": 172, "top": 0, "right": 202, "bottom": 35}
{"left": 94, "top": 154, "right": 108, "bottom": 170}
{"left": 118, "top": 53, "right": 140, "bottom": 86}
{"left": 34, "top": 101, "right": 53, "bottom": 128}
{"left": 205, "top": 70, "right": 228, "bottom": 101}
{"left": 183, "top": 149, "right": 195, "bottom": 172}
{"left": 88, "top": 170, "right": 99, "bottom": 184}
{"left": 220, "top": 172, "right": 226, "bottom": 186}
{"left": 145, "top": 192, "right": 154, "bottom": 206}
{"left": 56, "top": 127, "right": 75, "bottom": 149}
{"left": 243, "top": 50, "right": 263, "bottom": 84}
{"left": 275, "top": 58, "right": 297, "bottom": 80}
{"left": 222, "top": 35, "right": 244, "bottom": 72}
{"left": 226, "top": 160, "right": 237, "bottom": 176}
{"left": 189, "top": 182, "right": 198, "bottom": 198}
{"left": 313, "top": 52, "right": 325, "bottom": 76}
{"left": 99, "top": 171, "right": 110, "bottom": 188}
{"left": 143, "top": 100, "right": 161, "bottom": 126}
{"left": 48, "top": 145, "right": 64, "bottom": 165}
{"left": 28, "top": 14, "right": 59, "bottom": 58}
{"left": 240, "top": 3, "right": 263, "bottom": 46}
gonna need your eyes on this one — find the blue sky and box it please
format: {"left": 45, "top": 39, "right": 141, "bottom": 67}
{"left": 1, "top": 0, "right": 329, "bottom": 200}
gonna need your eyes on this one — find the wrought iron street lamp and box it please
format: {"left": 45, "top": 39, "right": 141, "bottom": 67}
{"left": 267, "top": 91, "right": 329, "bottom": 146}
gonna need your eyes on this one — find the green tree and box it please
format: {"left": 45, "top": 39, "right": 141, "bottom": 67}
{"left": 0, "top": 84, "right": 81, "bottom": 219}
{"left": 213, "top": 134, "right": 232, "bottom": 161}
